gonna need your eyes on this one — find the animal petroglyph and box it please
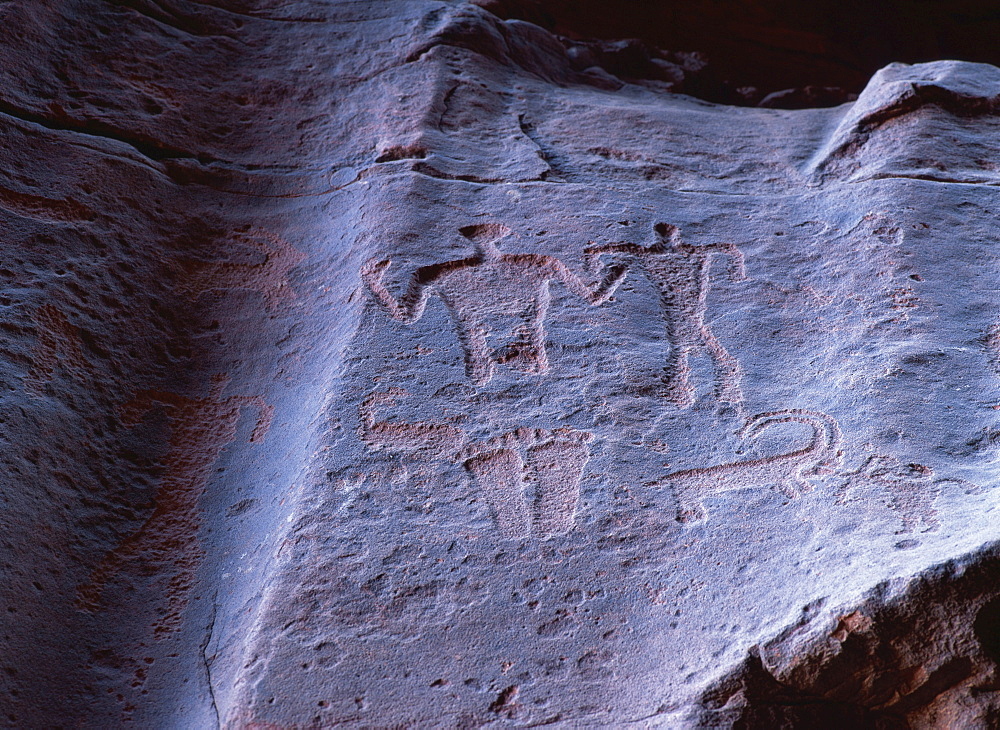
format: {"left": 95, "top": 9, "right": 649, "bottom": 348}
{"left": 356, "top": 390, "right": 592, "bottom": 538}
{"left": 25, "top": 304, "right": 88, "bottom": 394}
{"left": 834, "top": 454, "right": 981, "bottom": 534}
{"left": 657, "top": 409, "right": 842, "bottom": 524}
{"left": 77, "top": 375, "right": 272, "bottom": 636}
{"left": 362, "top": 223, "right": 626, "bottom": 385}
{"left": 177, "top": 230, "right": 305, "bottom": 311}
{"left": 587, "top": 223, "right": 746, "bottom": 408}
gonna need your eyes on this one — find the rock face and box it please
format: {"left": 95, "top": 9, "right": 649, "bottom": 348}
{"left": 4, "top": 2, "right": 1000, "bottom": 728}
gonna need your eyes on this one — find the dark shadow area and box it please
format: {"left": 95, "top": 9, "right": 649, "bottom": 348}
{"left": 475, "top": 0, "right": 1000, "bottom": 107}
{"left": 699, "top": 656, "right": 902, "bottom": 730}
{"left": 694, "top": 544, "right": 1000, "bottom": 728}
{"left": 974, "top": 596, "right": 1000, "bottom": 665}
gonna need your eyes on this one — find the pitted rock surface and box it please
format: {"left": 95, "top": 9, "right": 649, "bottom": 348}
{"left": 4, "top": 2, "right": 1000, "bottom": 728}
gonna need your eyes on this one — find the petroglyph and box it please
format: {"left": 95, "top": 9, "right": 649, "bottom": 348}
{"left": 356, "top": 391, "right": 592, "bottom": 538}
{"left": 0, "top": 184, "right": 96, "bottom": 224}
{"left": 361, "top": 223, "right": 626, "bottom": 385}
{"left": 526, "top": 431, "right": 592, "bottom": 537}
{"left": 177, "top": 230, "right": 305, "bottom": 311}
{"left": 586, "top": 223, "right": 746, "bottom": 408}
{"left": 357, "top": 387, "right": 467, "bottom": 458}
{"left": 986, "top": 321, "right": 1000, "bottom": 374}
{"left": 834, "top": 455, "right": 981, "bottom": 533}
{"left": 658, "top": 409, "right": 842, "bottom": 524}
{"left": 849, "top": 212, "right": 904, "bottom": 247}
{"left": 460, "top": 427, "right": 593, "bottom": 539}
{"left": 25, "top": 304, "right": 88, "bottom": 394}
{"left": 77, "top": 375, "right": 272, "bottom": 636}
{"left": 464, "top": 448, "right": 531, "bottom": 538}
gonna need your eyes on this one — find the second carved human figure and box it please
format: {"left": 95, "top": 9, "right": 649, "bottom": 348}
{"left": 587, "top": 223, "right": 747, "bottom": 408}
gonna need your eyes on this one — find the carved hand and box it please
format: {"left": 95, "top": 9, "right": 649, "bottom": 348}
{"left": 360, "top": 257, "right": 392, "bottom": 287}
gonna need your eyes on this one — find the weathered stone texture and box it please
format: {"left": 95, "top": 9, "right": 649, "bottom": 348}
{"left": 3, "top": 1, "right": 1000, "bottom": 728}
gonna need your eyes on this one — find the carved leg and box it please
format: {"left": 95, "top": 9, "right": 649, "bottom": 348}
{"left": 76, "top": 547, "right": 128, "bottom": 610}
{"left": 832, "top": 477, "right": 853, "bottom": 505}
{"left": 703, "top": 327, "right": 743, "bottom": 404}
{"left": 896, "top": 513, "right": 916, "bottom": 534}
{"left": 677, "top": 504, "right": 707, "bottom": 524}
{"left": 152, "top": 541, "right": 204, "bottom": 637}
{"left": 920, "top": 508, "right": 941, "bottom": 532}
{"left": 76, "top": 513, "right": 180, "bottom": 612}
{"left": 663, "top": 344, "right": 694, "bottom": 408}
{"left": 464, "top": 449, "right": 530, "bottom": 539}
{"left": 78, "top": 463, "right": 210, "bottom": 630}
{"left": 917, "top": 490, "right": 941, "bottom": 532}
{"left": 455, "top": 320, "right": 494, "bottom": 386}
{"left": 886, "top": 489, "right": 914, "bottom": 534}
{"left": 527, "top": 438, "right": 589, "bottom": 537}
{"left": 775, "top": 477, "right": 800, "bottom": 499}
{"left": 525, "top": 321, "right": 549, "bottom": 375}
{"left": 791, "top": 473, "right": 815, "bottom": 495}
{"left": 913, "top": 480, "right": 941, "bottom": 532}
{"left": 500, "top": 324, "right": 549, "bottom": 376}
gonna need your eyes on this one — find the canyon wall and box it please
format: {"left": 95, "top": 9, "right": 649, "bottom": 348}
{"left": 3, "top": 1, "right": 1000, "bottom": 727}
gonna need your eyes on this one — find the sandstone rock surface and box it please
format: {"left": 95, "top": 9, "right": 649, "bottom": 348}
{"left": 3, "top": 2, "right": 1000, "bottom": 728}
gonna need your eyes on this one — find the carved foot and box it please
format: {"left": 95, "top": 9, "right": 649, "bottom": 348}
{"left": 677, "top": 506, "right": 706, "bottom": 524}
{"left": 466, "top": 359, "right": 495, "bottom": 387}
{"left": 716, "top": 381, "right": 743, "bottom": 405}
{"left": 663, "top": 378, "right": 695, "bottom": 409}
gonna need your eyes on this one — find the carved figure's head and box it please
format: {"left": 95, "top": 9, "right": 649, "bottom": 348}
{"left": 653, "top": 222, "right": 683, "bottom": 250}
{"left": 459, "top": 222, "right": 512, "bottom": 258}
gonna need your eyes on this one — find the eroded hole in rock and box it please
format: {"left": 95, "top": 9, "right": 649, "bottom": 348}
{"left": 975, "top": 597, "right": 1000, "bottom": 666}
{"left": 475, "top": 0, "right": 1000, "bottom": 107}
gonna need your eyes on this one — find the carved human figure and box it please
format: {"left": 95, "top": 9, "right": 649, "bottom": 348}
{"left": 25, "top": 304, "right": 88, "bottom": 393}
{"left": 586, "top": 222, "right": 747, "bottom": 407}
{"left": 834, "top": 454, "right": 980, "bottom": 534}
{"left": 361, "top": 223, "right": 626, "bottom": 386}
{"left": 77, "top": 374, "right": 272, "bottom": 636}
{"left": 658, "top": 409, "right": 842, "bottom": 524}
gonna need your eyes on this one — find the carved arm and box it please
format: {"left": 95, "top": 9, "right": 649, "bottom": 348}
{"left": 703, "top": 243, "right": 747, "bottom": 282}
{"left": 554, "top": 254, "right": 628, "bottom": 306}
{"left": 117, "top": 390, "right": 186, "bottom": 427}
{"left": 360, "top": 258, "right": 432, "bottom": 324}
